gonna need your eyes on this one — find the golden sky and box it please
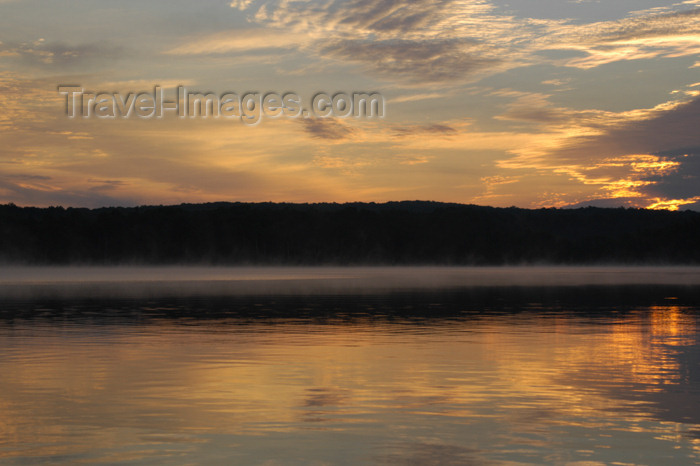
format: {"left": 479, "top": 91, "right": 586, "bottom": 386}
{"left": 1, "top": 0, "right": 700, "bottom": 209}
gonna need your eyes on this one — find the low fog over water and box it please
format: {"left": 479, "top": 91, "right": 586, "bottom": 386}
{"left": 2, "top": 266, "right": 700, "bottom": 298}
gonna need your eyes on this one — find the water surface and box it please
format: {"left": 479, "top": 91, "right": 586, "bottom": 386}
{"left": 0, "top": 268, "right": 699, "bottom": 464}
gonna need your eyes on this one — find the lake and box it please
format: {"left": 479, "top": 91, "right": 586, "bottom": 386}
{"left": 1, "top": 267, "right": 699, "bottom": 465}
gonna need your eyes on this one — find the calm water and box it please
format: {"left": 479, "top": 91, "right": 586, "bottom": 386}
{"left": 1, "top": 268, "right": 700, "bottom": 465}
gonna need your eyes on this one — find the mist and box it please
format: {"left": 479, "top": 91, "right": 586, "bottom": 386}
{"left": 2, "top": 266, "right": 700, "bottom": 299}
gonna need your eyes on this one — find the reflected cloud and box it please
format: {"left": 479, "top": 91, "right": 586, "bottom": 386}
{"left": 302, "top": 387, "right": 347, "bottom": 408}
{"left": 374, "top": 442, "right": 485, "bottom": 465}
{"left": 0, "top": 293, "right": 699, "bottom": 463}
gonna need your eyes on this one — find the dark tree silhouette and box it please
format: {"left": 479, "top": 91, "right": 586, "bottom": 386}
{"left": 0, "top": 201, "right": 699, "bottom": 264}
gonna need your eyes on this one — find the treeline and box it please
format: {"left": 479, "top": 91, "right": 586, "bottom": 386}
{"left": 0, "top": 201, "right": 699, "bottom": 264}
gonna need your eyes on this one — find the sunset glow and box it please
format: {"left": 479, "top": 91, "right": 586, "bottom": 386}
{"left": 0, "top": 0, "right": 698, "bottom": 209}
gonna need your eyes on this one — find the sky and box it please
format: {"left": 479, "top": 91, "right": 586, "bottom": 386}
{"left": 1, "top": 0, "right": 700, "bottom": 210}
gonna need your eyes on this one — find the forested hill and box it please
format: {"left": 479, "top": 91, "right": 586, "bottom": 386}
{"left": 1, "top": 201, "right": 699, "bottom": 265}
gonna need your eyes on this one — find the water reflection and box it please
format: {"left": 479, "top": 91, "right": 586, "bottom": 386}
{"left": 0, "top": 288, "right": 699, "bottom": 464}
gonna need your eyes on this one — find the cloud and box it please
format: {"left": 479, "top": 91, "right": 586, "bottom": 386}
{"left": 320, "top": 38, "right": 500, "bottom": 84}
{"left": 323, "top": 0, "right": 452, "bottom": 35}
{"left": 549, "top": 97, "right": 700, "bottom": 163}
{"left": 0, "top": 74, "right": 353, "bottom": 207}
{"left": 225, "top": 0, "right": 515, "bottom": 84}
{"left": 391, "top": 92, "right": 446, "bottom": 103}
{"left": 636, "top": 150, "right": 700, "bottom": 204}
{"left": 0, "top": 174, "right": 138, "bottom": 208}
{"left": 497, "top": 96, "right": 700, "bottom": 209}
{"left": 4, "top": 1, "right": 700, "bottom": 209}
{"left": 300, "top": 118, "right": 355, "bottom": 140}
{"left": 539, "top": 7, "right": 700, "bottom": 68}
{"left": 0, "top": 39, "right": 122, "bottom": 69}
{"left": 87, "top": 178, "right": 129, "bottom": 192}
{"left": 225, "top": 0, "right": 700, "bottom": 84}
{"left": 390, "top": 123, "right": 457, "bottom": 137}
{"left": 0, "top": 72, "right": 59, "bottom": 131}
{"left": 495, "top": 92, "right": 580, "bottom": 124}
{"left": 166, "top": 29, "right": 304, "bottom": 55}
{"left": 235, "top": 0, "right": 480, "bottom": 39}
{"left": 553, "top": 8, "right": 700, "bottom": 45}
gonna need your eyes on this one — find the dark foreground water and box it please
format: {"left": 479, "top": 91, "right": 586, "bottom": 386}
{"left": 1, "top": 268, "right": 700, "bottom": 465}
